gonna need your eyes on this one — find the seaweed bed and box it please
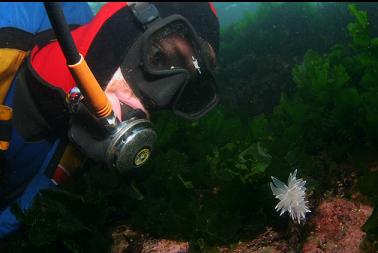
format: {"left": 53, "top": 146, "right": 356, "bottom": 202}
{"left": 1, "top": 3, "right": 378, "bottom": 253}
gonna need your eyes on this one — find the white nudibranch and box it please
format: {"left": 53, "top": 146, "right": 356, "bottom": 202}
{"left": 270, "top": 169, "right": 311, "bottom": 224}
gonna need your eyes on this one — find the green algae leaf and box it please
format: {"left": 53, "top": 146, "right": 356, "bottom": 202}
{"left": 331, "top": 65, "right": 349, "bottom": 88}
{"left": 371, "top": 37, "right": 378, "bottom": 46}
{"left": 333, "top": 88, "right": 361, "bottom": 118}
{"left": 196, "top": 238, "right": 205, "bottom": 251}
{"left": 63, "top": 239, "right": 83, "bottom": 253}
{"left": 129, "top": 181, "right": 145, "bottom": 201}
{"left": 250, "top": 115, "right": 269, "bottom": 141}
{"left": 347, "top": 4, "right": 370, "bottom": 48}
{"left": 233, "top": 142, "right": 272, "bottom": 184}
{"left": 177, "top": 174, "right": 194, "bottom": 190}
{"left": 348, "top": 4, "right": 368, "bottom": 29}
{"left": 238, "top": 142, "right": 272, "bottom": 163}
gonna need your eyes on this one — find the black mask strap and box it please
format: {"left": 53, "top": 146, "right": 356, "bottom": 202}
{"left": 129, "top": 2, "right": 161, "bottom": 30}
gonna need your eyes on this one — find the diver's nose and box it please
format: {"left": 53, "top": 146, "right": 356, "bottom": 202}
{"left": 159, "top": 35, "right": 196, "bottom": 74}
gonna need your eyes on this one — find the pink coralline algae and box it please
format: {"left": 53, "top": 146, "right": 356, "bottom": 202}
{"left": 302, "top": 198, "right": 373, "bottom": 253}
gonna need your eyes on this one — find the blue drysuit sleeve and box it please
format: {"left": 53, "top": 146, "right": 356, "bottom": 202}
{"left": 0, "top": 140, "right": 60, "bottom": 238}
{"left": 0, "top": 2, "right": 93, "bottom": 238}
{"left": 0, "top": 2, "right": 93, "bottom": 33}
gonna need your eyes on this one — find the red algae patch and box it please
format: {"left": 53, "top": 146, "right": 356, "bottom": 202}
{"left": 111, "top": 198, "right": 373, "bottom": 253}
{"left": 302, "top": 198, "right": 373, "bottom": 253}
{"left": 111, "top": 225, "right": 189, "bottom": 253}
{"left": 141, "top": 239, "right": 189, "bottom": 253}
{"left": 217, "top": 227, "right": 289, "bottom": 253}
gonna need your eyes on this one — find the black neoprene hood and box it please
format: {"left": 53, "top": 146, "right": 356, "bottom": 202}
{"left": 85, "top": 2, "right": 220, "bottom": 88}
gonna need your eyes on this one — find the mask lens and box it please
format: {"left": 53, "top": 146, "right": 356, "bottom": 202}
{"left": 142, "top": 17, "right": 218, "bottom": 119}
{"left": 145, "top": 20, "right": 200, "bottom": 73}
{"left": 174, "top": 70, "right": 217, "bottom": 119}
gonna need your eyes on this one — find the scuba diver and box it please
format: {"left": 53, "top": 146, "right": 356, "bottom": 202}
{"left": 0, "top": 2, "right": 219, "bottom": 237}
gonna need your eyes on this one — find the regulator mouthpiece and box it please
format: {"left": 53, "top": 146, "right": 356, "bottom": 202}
{"left": 106, "top": 118, "right": 157, "bottom": 173}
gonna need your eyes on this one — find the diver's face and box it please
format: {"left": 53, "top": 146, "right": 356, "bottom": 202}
{"left": 149, "top": 34, "right": 197, "bottom": 75}
{"left": 105, "top": 35, "right": 216, "bottom": 121}
{"left": 149, "top": 33, "right": 217, "bottom": 75}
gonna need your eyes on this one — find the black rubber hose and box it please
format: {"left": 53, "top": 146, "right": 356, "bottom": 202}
{"left": 44, "top": 2, "right": 81, "bottom": 65}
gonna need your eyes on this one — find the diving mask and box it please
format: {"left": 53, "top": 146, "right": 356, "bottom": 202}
{"left": 122, "top": 3, "right": 218, "bottom": 120}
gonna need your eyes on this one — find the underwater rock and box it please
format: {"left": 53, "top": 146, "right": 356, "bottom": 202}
{"left": 217, "top": 227, "right": 289, "bottom": 253}
{"left": 140, "top": 240, "right": 189, "bottom": 253}
{"left": 110, "top": 197, "right": 373, "bottom": 253}
{"left": 111, "top": 225, "right": 189, "bottom": 253}
{"left": 302, "top": 198, "right": 373, "bottom": 253}
{"left": 111, "top": 225, "right": 137, "bottom": 253}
